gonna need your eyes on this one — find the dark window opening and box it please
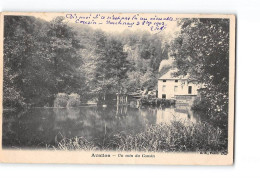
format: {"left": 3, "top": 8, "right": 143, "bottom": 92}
{"left": 163, "top": 80, "right": 166, "bottom": 82}
{"left": 162, "top": 94, "right": 166, "bottom": 99}
{"left": 175, "top": 80, "right": 178, "bottom": 82}
{"left": 188, "top": 86, "right": 192, "bottom": 94}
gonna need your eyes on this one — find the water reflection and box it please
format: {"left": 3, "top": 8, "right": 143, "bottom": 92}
{"left": 157, "top": 105, "right": 197, "bottom": 125}
{"left": 2, "top": 105, "right": 202, "bottom": 149}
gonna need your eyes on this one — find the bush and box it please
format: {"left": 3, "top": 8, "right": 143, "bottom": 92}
{"left": 191, "top": 89, "right": 228, "bottom": 130}
{"left": 3, "top": 86, "right": 26, "bottom": 109}
{"left": 54, "top": 93, "right": 69, "bottom": 108}
{"left": 56, "top": 136, "right": 98, "bottom": 151}
{"left": 67, "top": 93, "right": 80, "bottom": 107}
{"left": 191, "top": 97, "right": 208, "bottom": 111}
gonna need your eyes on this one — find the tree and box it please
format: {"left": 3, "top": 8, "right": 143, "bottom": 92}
{"left": 3, "top": 16, "right": 53, "bottom": 107}
{"left": 83, "top": 30, "right": 129, "bottom": 102}
{"left": 171, "top": 18, "right": 230, "bottom": 124}
{"left": 3, "top": 16, "right": 84, "bottom": 108}
{"left": 47, "top": 16, "right": 84, "bottom": 95}
{"left": 118, "top": 31, "right": 169, "bottom": 93}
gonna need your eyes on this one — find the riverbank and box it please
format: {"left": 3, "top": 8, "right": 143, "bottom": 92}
{"left": 54, "top": 120, "right": 228, "bottom": 154}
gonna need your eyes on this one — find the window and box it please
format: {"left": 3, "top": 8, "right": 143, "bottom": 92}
{"left": 163, "top": 80, "right": 166, "bottom": 82}
{"left": 188, "top": 86, "right": 192, "bottom": 94}
{"left": 174, "top": 86, "right": 178, "bottom": 92}
{"left": 162, "top": 85, "right": 166, "bottom": 92}
{"left": 175, "top": 80, "right": 178, "bottom": 82}
{"left": 162, "top": 94, "right": 166, "bottom": 99}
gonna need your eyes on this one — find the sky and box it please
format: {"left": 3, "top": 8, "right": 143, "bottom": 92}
{"left": 32, "top": 12, "right": 180, "bottom": 35}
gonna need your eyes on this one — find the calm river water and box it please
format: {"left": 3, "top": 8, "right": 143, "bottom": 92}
{"left": 2, "top": 105, "right": 204, "bottom": 149}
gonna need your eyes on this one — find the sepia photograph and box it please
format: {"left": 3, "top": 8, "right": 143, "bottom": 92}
{"left": 0, "top": 12, "right": 235, "bottom": 165}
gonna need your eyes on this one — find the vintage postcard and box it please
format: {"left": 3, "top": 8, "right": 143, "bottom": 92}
{"left": 0, "top": 12, "right": 235, "bottom": 165}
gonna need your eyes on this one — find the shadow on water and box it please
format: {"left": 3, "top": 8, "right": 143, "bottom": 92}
{"left": 2, "top": 105, "right": 204, "bottom": 149}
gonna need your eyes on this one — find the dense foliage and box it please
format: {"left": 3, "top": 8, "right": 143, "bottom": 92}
{"left": 170, "top": 18, "right": 230, "bottom": 127}
{"left": 4, "top": 16, "right": 83, "bottom": 108}
{"left": 82, "top": 30, "right": 129, "bottom": 101}
{"left": 79, "top": 30, "right": 170, "bottom": 98}
{"left": 3, "top": 16, "right": 169, "bottom": 108}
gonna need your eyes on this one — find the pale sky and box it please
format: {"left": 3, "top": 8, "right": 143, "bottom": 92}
{"left": 32, "top": 12, "right": 180, "bottom": 35}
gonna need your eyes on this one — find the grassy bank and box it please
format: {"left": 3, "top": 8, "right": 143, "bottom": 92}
{"left": 54, "top": 121, "right": 227, "bottom": 154}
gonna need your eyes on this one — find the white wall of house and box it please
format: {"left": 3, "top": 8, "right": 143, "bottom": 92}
{"left": 157, "top": 79, "right": 200, "bottom": 99}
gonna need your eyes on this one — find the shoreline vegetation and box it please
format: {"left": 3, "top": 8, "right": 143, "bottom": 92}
{"left": 53, "top": 119, "right": 227, "bottom": 154}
